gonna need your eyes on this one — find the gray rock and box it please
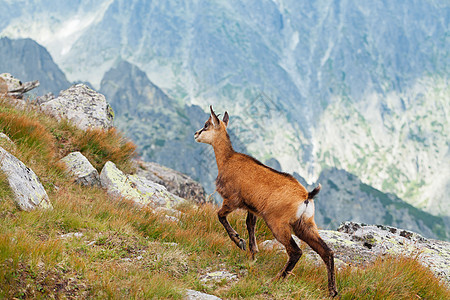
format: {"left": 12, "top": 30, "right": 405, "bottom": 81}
{"left": 135, "top": 160, "right": 206, "bottom": 204}
{"left": 60, "top": 232, "right": 83, "bottom": 239}
{"left": 0, "top": 73, "right": 40, "bottom": 98}
{"left": 0, "top": 146, "right": 52, "bottom": 211}
{"left": 185, "top": 289, "right": 221, "bottom": 300}
{"left": 35, "top": 92, "right": 55, "bottom": 105}
{"left": 260, "top": 222, "right": 450, "bottom": 285}
{"left": 40, "top": 84, "right": 114, "bottom": 130}
{"left": 59, "top": 151, "right": 100, "bottom": 187}
{"left": 100, "top": 161, "right": 185, "bottom": 208}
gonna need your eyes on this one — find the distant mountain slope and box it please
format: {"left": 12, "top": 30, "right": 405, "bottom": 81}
{"left": 1, "top": 1, "right": 448, "bottom": 216}
{"left": 0, "top": 37, "right": 70, "bottom": 95}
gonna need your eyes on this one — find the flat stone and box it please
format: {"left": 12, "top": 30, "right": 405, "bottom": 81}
{"left": 185, "top": 289, "right": 221, "bottom": 300}
{"left": 200, "top": 271, "right": 238, "bottom": 284}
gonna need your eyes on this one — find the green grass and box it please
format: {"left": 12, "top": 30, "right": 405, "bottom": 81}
{"left": 0, "top": 95, "right": 449, "bottom": 299}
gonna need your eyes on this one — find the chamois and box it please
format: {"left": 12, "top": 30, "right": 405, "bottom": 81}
{"left": 194, "top": 106, "right": 338, "bottom": 297}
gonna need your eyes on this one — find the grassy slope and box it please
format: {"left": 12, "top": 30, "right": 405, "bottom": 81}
{"left": 0, "top": 96, "right": 449, "bottom": 299}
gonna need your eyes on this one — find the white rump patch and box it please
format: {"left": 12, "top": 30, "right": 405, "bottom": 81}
{"left": 296, "top": 201, "right": 315, "bottom": 219}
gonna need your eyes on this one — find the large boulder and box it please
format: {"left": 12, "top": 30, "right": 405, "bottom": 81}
{"left": 100, "top": 161, "right": 184, "bottom": 208}
{"left": 135, "top": 160, "right": 207, "bottom": 204}
{"left": 59, "top": 152, "right": 100, "bottom": 187}
{"left": 40, "top": 84, "right": 114, "bottom": 130}
{"left": 0, "top": 146, "right": 52, "bottom": 211}
{"left": 260, "top": 221, "right": 450, "bottom": 285}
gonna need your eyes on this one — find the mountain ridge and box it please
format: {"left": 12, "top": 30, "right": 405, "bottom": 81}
{"left": 1, "top": 0, "right": 448, "bottom": 215}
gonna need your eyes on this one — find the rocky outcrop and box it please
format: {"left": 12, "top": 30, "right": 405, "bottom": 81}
{"left": 0, "top": 73, "right": 39, "bottom": 98}
{"left": 0, "top": 146, "right": 52, "bottom": 211}
{"left": 135, "top": 160, "right": 206, "bottom": 204}
{"left": 260, "top": 222, "right": 450, "bottom": 285}
{"left": 40, "top": 84, "right": 114, "bottom": 131}
{"left": 100, "top": 161, "right": 184, "bottom": 208}
{"left": 59, "top": 152, "right": 100, "bottom": 187}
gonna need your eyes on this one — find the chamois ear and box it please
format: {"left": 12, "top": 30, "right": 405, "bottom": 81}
{"left": 223, "top": 111, "right": 229, "bottom": 127}
{"left": 210, "top": 105, "right": 220, "bottom": 127}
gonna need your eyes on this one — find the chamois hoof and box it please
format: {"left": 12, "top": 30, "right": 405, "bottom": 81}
{"left": 329, "top": 289, "right": 339, "bottom": 298}
{"left": 238, "top": 239, "right": 246, "bottom": 251}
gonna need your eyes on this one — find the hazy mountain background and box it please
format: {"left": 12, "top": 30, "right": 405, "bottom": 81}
{"left": 0, "top": 37, "right": 70, "bottom": 95}
{"left": 0, "top": 0, "right": 448, "bottom": 239}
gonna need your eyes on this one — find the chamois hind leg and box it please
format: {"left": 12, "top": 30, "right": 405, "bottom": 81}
{"left": 246, "top": 211, "right": 258, "bottom": 259}
{"left": 294, "top": 220, "right": 338, "bottom": 298}
{"left": 267, "top": 222, "right": 302, "bottom": 280}
{"left": 218, "top": 202, "right": 246, "bottom": 251}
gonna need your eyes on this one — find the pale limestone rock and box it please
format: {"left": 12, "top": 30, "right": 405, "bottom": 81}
{"left": 0, "top": 146, "right": 52, "bottom": 210}
{"left": 185, "top": 289, "right": 221, "bottom": 300}
{"left": 59, "top": 151, "right": 100, "bottom": 187}
{"left": 100, "top": 161, "right": 184, "bottom": 208}
{"left": 40, "top": 84, "right": 114, "bottom": 130}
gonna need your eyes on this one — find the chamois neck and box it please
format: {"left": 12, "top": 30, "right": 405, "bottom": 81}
{"left": 212, "top": 134, "right": 235, "bottom": 171}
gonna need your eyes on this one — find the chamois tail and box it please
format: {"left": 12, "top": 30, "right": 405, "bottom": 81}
{"left": 308, "top": 183, "right": 322, "bottom": 200}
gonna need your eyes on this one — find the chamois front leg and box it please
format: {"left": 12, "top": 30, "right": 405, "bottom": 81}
{"left": 246, "top": 211, "right": 258, "bottom": 259}
{"left": 218, "top": 203, "right": 246, "bottom": 251}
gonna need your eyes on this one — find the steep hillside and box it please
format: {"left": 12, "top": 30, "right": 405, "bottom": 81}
{"left": 0, "top": 93, "right": 449, "bottom": 299}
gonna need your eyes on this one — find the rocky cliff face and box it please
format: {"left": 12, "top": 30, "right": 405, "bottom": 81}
{"left": 0, "top": 37, "right": 70, "bottom": 95}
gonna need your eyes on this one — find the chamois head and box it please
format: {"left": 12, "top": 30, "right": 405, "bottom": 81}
{"left": 194, "top": 106, "right": 229, "bottom": 145}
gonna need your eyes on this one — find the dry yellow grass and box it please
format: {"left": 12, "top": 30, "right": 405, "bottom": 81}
{"left": 0, "top": 95, "right": 449, "bottom": 299}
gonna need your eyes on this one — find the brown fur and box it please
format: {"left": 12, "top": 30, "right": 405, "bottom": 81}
{"left": 194, "top": 106, "right": 338, "bottom": 297}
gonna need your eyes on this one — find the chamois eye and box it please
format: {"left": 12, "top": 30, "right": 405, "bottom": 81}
{"left": 204, "top": 123, "right": 209, "bottom": 129}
